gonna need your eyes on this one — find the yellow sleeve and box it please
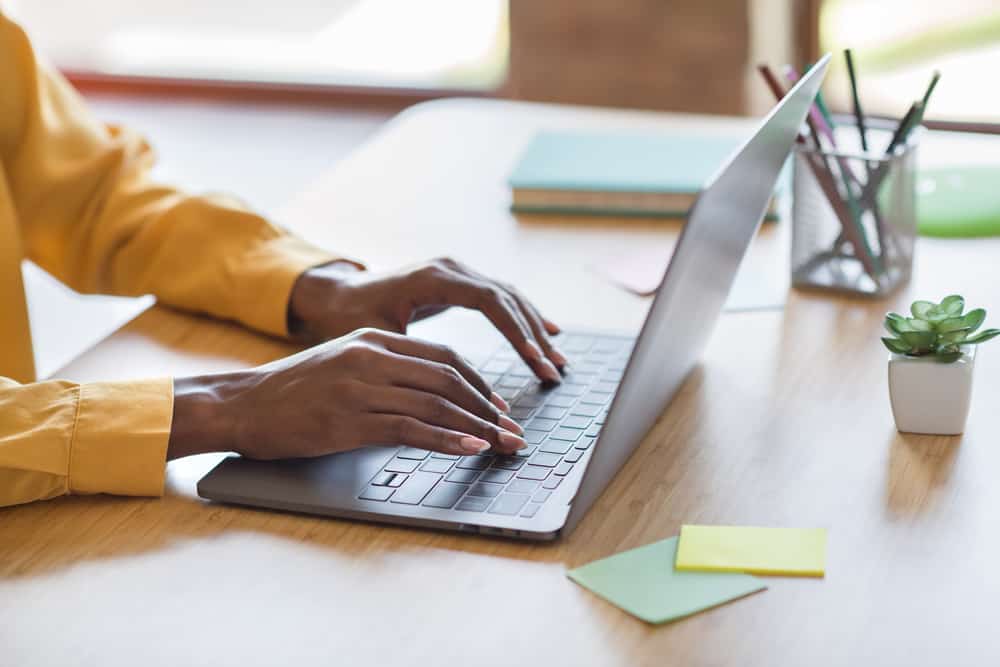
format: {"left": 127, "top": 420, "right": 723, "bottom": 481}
{"left": 0, "top": 376, "right": 173, "bottom": 507}
{"left": 0, "top": 12, "right": 354, "bottom": 337}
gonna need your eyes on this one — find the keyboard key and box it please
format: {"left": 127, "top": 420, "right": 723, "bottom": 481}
{"left": 602, "top": 370, "right": 624, "bottom": 382}
{"left": 564, "top": 449, "right": 584, "bottom": 463}
{"left": 492, "top": 456, "right": 526, "bottom": 470}
{"left": 498, "top": 375, "right": 529, "bottom": 389}
{"left": 516, "top": 465, "right": 551, "bottom": 481}
{"left": 446, "top": 468, "right": 481, "bottom": 484}
{"left": 397, "top": 447, "right": 430, "bottom": 460}
{"left": 533, "top": 490, "right": 552, "bottom": 503}
{"left": 371, "top": 472, "right": 394, "bottom": 486}
{"left": 482, "top": 360, "right": 511, "bottom": 374}
{"left": 593, "top": 341, "right": 623, "bottom": 354}
{"left": 457, "top": 456, "right": 491, "bottom": 470}
{"left": 563, "top": 336, "right": 594, "bottom": 353}
{"left": 389, "top": 472, "right": 442, "bottom": 505}
{"left": 562, "top": 415, "right": 592, "bottom": 430}
{"left": 508, "top": 479, "right": 539, "bottom": 494}
{"left": 467, "top": 482, "right": 503, "bottom": 498}
{"left": 530, "top": 452, "right": 562, "bottom": 467}
{"left": 594, "top": 381, "right": 618, "bottom": 394}
{"left": 575, "top": 436, "right": 596, "bottom": 450}
{"left": 542, "top": 476, "right": 562, "bottom": 490}
{"left": 489, "top": 493, "right": 530, "bottom": 516}
{"left": 359, "top": 485, "right": 395, "bottom": 501}
{"left": 456, "top": 496, "right": 491, "bottom": 512}
{"left": 539, "top": 439, "right": 573, "bottom": 455}
{"left": 422, "top": 481, "right": 470, "bottom": 509}
{"left": 537, "top": 406, "right": 567, "bottom": 420}
{"left": 496, "top": 387, "right": 520, "bottom": 401}
{"left": 480, "top": 468, "right": 514, "bottom": 484}
{"left": 527, "top": 417, "right": 559, "bottom": 432}
{"left": 554, "top": 462, "right": 574, "bottom": 476}
{"left": 551, "top": 427, "right": 582, "bottom": 442}
{"left": 481, "top": 372, "right": 502, "bottom": 385}
{"left": 515, "top": 446, "right": 537, "bottom": 459}
{"left": 580, "top": 392, "right": 609, "bottom": 405}
{"left": 570, "top": 403, "right": 601, "bottom": 417}
{"left": 510, "top": 406, "right": 535, "bottom": 420}
{"left": 596, "top": 412, "right": 608, "bottom": 425}
{"left": 520, "top": 503, "right": 543, "bottom": 518}
{"left": 387, "top": 473, "right": 408, "bottom": 488}
{"left": 515, "top": 393, "right": 545, "bottom": 408}
{"left": 385, "top": 458, "right": 420, "bottom": 474}
{"left": 431, "top": 453, "right": 461, "bottom": 460}
{"left": 545, "top": 395, "right": 576, "bottom": 409}
{"left": 554, "top": 385, "right": 586, "bottom": 397}
{"left": 524, "top": 430, "right": 548, "bottom": 444}
{"left": 421, "top": 458, "right": 454, "bottom": 474}
{"left": 585, "top": 425, "right": 602, "bottom": 438}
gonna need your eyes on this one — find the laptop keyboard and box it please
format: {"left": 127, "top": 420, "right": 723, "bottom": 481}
{"left": 357, "top": 333, "right": 634, "bottom": 518}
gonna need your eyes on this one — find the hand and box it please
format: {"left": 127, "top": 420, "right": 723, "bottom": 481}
{"left": 288, "top": 257, "right": 566, "bottom": 382}
{"left": 168, "top": 328, "right": 526, "bottom": 461}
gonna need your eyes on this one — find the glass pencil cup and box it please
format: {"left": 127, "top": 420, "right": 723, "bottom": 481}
{"left": 790, "top": 127, "right": 919, "bottom": 297}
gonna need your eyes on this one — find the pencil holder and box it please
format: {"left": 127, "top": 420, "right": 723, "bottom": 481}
{"left": 790, "top": 126, "right": 919, "bottom": 297}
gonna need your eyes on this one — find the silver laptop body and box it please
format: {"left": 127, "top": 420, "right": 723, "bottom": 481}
{"left": 198, "top": 57, "right": 830, "bottom": 540}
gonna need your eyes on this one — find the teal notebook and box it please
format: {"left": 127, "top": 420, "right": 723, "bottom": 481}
{"left": 509, "top": 130, "right": 778, "bottom": 219}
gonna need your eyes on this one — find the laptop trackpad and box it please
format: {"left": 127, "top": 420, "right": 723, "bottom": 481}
{"left": 197, "top": 447, "right": 395, "bottom": 507}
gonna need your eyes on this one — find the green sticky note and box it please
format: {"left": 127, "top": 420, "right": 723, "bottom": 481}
{"left": 566, "top": 537, "right": 766, "bottom": 624}
{"left": 675, "top": 525, "right": 827, "bottom": 577}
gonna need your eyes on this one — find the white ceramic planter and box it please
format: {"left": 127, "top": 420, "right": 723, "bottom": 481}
{"left": 888, "top": 346, "right": 976, "bottom": 435}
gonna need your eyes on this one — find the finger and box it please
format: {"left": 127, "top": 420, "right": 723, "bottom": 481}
{"left": 364, "top": 414, "right": 524, "bottom": 456}
{"left": 368, "top": 329, "right": 506, "bottom": 410}
{"left": 366, "top": 386, "right": 525, "bottom": 454}
{"left": 438, "top": 260, "right": 565, "bottom": 368}
{"left": 506, "top": 287, "right": 567, "bottom": 368}
{"left": 376, "top": 349, "right": 521, "bottom": 431}
{"left": 418, "top": 270, "right": 561, "bottom": 382}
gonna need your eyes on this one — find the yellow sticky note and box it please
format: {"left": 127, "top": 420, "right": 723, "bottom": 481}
{"left": 675, "top": 525, "right": 827, "bottom": 577}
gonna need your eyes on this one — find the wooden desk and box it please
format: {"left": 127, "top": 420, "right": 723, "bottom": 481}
{"left": 4, "top": 99, "right": 1000, "bottom": 666}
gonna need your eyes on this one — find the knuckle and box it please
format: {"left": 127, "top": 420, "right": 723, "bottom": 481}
{"left": 355, "top": 327, "right": 383, "bottom": 343}
{"left": 389, "top": 415, "right": 416, "bottom": 443}
{"left": 426, "top": 395, "right": 450, "bottom": 420}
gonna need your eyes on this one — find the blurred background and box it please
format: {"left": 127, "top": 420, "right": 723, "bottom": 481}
{"left": 6, "top": 0, "right": 999, "bottom": 375}
{"left": 6, "top": 0, "right": 999, "bottom": 126}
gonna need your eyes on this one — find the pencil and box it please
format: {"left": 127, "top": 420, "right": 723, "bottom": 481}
{"left": 844, "top": 49, "right": 868, "bottom": 153}
{"left": 920, "top": 70, "right": 941, "bottom": 112}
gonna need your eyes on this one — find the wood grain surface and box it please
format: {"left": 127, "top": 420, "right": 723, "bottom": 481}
{"left": 3, "top": 99, "right": 1000, "bottom": 667}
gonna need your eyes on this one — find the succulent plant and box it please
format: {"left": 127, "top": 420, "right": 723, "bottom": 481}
{"left": 882, "top": 295, "right": 1000, "bottom": 361}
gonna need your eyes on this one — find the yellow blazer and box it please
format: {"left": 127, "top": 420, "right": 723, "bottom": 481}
{"left": 0, "top": 12, "right": 345, "bottom": 506}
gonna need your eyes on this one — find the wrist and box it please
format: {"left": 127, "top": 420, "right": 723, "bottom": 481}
{"left": 287, "top": 260, "right": 362, "bottom": 339}
{"left": 168, "top": 373, "right": 249, "bottom": 459}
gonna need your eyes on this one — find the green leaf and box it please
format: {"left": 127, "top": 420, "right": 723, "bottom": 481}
{"left": 939, "top": 330, "right": 969, "bottom": 344}
{"left": 911, "top": 301, "right": 935, "bottom": 319}
{"left": 964, "top": 328, "right": 1000, "bottom": 345}
{"left": 937, "top": 316, "right": 970, "bottom": 333}
{"left": 905, "top": 318, "right": 933, "bottom": 332}
{"left": 962, "top": 308, "right": 986, "bottom": 333}
{"left": 924, "top": 307, "right": 950, "bottom": 323}
{"left": 882, "top": 337, "right": 912, "bottom": 354}
{"left": 934, "top": 351, "right": 964, "bottom": 363}
{"left": 899, "top": 330, "right": 936, "bottom": 351}
{"left": 940, "top": 294, "right": 965, "bottom": 316}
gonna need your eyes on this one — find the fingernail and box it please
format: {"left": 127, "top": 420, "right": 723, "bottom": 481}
{"left": 549, "top": 347, "right": 568, "bottom": 368}
{"left": 525, "top": 340, "right": 543, "bottom": 361}
{"left": 498, "top": 431, "right": 526, "bottom": 451}
{"left": 542, "top": 360, "right": 562, "bottom": 383}
{"left": 490, "top": 392, "right": 511, "bottom": 413}
{"left": 498, "top": 414, "right": 524, "bottom": 435}
{"left": 460, "top": 436, "right": 491, "bottom": 454}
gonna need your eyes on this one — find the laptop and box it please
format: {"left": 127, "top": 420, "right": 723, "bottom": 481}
{"left": 198, "top": 56, "right": 830, "bottom": 540}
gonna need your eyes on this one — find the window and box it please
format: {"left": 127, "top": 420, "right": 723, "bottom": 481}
{"left": 820, "top": 0, "right": 1000, "bottom": 126}
{"left": 5, "top": 0, "right": 509, "bottom": 92}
